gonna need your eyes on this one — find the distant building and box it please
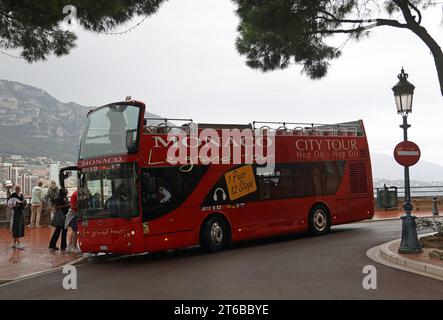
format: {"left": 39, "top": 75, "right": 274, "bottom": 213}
{"left": 11, "top": 167, "right": 24, "bottom": 188}
{"left": 19, "top": 174, "right": 40, "bottom": 197}
{"left": 0, "top": 163, "right": 12, "bottom": 182}
{"left": 49, "top": 163, "right": 60, "bottom": 185}
{"left": 31, "top": 167, "right": 48, "bottom": 177}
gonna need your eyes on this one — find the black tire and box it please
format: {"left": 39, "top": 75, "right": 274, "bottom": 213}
{"left": 200, "top": 216, "right": 230, "bottom": 253}
{"left": 308, "top": 204, "right": 331, "bottom": 236}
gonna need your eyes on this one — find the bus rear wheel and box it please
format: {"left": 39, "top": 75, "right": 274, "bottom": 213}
{"left": 200, "top": 216, "right": 229, "bottom": 253}
{"left": 309, "top": 204, "right": 331, "bottom": 236}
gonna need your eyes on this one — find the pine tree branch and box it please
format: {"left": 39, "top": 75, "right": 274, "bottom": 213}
{"left": 309, "top": 17, "right": 408, "bottom": 35}
{"left": 393, "top": 0, "right": 418, "bottom": 25}
{"left": 406, "top": 0, "right": 422, "bottom": 25}
{"left": 312, "top": 24, "right": 376, "bottom": 34}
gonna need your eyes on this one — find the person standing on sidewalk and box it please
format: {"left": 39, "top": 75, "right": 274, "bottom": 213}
{"left": 49, "top": 188, "right": 69, "bottom": 251}
{"left": 65, "top": 190, "right": 80, "bottom": 253}
{"left": 29, "top": 181, "right": 44, "bottom": 228}
{"left": 7, "top": 186, "right": 27, "bottom": 250}
{"left": 45, "top": 181, "right": 59, "bottom": 220}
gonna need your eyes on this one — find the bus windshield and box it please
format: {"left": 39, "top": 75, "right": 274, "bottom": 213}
{"left": 79, "top": 104, "right": 141, "bottom": 160}
{"left": 78, "top": 163, "right": 138, "bottom": 219}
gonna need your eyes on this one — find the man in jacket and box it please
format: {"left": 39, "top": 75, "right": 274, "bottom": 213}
{"left": 29, "top": 181, "right": 44, "bottom": 228}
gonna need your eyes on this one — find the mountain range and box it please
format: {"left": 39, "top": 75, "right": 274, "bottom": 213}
{"left": 0, "top": 80, "right": 90, "bottom": 161}
{"left": 371, "top": 153, "right": 443, "bottom": 183}
{"left": 0, "top": 80, "right": 161, "bottom": 161}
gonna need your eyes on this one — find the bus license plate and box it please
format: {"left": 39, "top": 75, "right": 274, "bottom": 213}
{"left": 100, "top": 245, "right": 108, "bottom": 251}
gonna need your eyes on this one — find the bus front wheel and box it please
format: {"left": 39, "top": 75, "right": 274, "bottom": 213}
{"left": 309, "top": 204, "right": 331, "bottom": 236}
{"left": 200, "top": 216, "right": 230, "bottom": 253}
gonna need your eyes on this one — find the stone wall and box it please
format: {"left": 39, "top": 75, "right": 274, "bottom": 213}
{"left": 0, "top": 204, "right": 51, "bottom": 228}
{"left": 374, "top": 196, "right": 443, "bottom": 213}
{"left": 397, "top": 197, "right": 443, "bottom": 213}
{"left": 0, "top": 204, "right": 8, "bottom": 220}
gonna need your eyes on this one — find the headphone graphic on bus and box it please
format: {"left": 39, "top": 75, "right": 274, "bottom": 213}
{"left": 213, "top": 188, "right": 227, "bottom": 202}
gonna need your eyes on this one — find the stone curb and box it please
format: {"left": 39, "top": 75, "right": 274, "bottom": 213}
{"left": 365, "top": 215, "right": 440, "bottom": 222}
{"left": 367, "top": 233, "right": 443, "bottom": 282}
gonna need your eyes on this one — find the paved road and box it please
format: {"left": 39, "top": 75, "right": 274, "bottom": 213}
{"left": 1, "top": 220, "right": 442, "bottom": 299}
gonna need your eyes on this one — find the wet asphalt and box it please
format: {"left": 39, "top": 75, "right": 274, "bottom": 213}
{"left": 0, "top": 219, "right": 442, "bottom": 299}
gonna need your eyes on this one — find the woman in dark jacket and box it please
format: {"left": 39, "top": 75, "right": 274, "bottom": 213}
{"left": 7, "top": 186, "right": 27, "bottom": 250}
{"left": 49, "top": 188, "right": 69, "bottom": 251}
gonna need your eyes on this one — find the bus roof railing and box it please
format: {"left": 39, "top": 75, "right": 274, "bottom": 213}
{"left": 197, "top": 123, "right": 253, "bottom": 130}
{"left": 144, "top": 117, "right": 194, "bottom": 123}
{"left": 144, "top": 117, "right": 194, "bottom": 134}
{"left": 252, "top": 120, "right": 364, "bottom": 137}
{"left": 142, "top": 119, "right": 364, "bottom": 137}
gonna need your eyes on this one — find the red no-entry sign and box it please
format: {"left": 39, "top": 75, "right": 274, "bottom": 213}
{"left": 394, "top": 141, "right": 421, "bottom": 167}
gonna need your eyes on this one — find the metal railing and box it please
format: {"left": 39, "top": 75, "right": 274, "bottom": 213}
{"left": 0, "top": 196, "right": 32, "bottom": 205}
{"left": 252, "top": 120, "right": 364, "bottom": 137}
{"left": 374, "top": 186, "right": 443, "bottom": 199}
{"left": 142, "top": 118, "right": 365, "bottom": 137}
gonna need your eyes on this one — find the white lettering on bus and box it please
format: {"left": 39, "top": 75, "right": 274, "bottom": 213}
{"left": 295, "top": 139, "right": 358, "bottom": 151}
{"left": 153, "top": 136, "right": 178, "bottom": 148}
{"left": 80, "top": 157, "right": 124, "bottom": 166}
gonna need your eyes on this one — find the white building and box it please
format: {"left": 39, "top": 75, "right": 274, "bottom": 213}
{"left": 20, "top": 174, "right": 40, "bottom": 197}
{"left": 0, "top": 163, "right": 12, "bottom": 183}
{"left": 12, "top": 167, "right": 24, "bottom": 188}
{"left": 49, "top": 164, "right": 60, "bottom": 185}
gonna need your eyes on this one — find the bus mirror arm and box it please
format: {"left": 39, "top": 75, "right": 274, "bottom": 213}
{"left": 59, "top": 166, "right": 79, "bottom": 190}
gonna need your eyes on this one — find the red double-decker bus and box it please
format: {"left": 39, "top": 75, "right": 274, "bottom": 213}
{"left": 72, "top": 99, "right": 374, "bottom": 254}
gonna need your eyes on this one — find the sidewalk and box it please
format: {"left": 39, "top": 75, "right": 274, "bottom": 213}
{"left": 367, "top": 235, "right": 443, "bottom": 281}
{"left": 0, "top": 227, "right": 83, "bottom": 284}
{"left": 373, "top": 209, "right": 438, "bottom": 220}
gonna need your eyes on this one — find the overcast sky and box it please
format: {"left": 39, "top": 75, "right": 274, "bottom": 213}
{"left": 1, "top": 0, "right": 443, "bottom": 174}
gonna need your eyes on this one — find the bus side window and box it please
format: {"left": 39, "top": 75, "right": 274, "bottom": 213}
{"left": 271, "top": 168, "right": 293, "bottom": 199}
{"left": 141, "top": 166, "right": 208, "bottom": 222}
{"left": 312, "top": 166, "right": 326, "bottom": 196}
{"left": 145, "top": 175, "right": 157, "bottom": 201}
{"left": 293, "top": 166, "right": 315, "bottom": 197}
{"left": 259, "top": 177, "right": 272, "bottom": 200}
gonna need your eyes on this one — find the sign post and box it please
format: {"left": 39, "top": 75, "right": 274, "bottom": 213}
{"left": 393, "top": 139, "right": 423, "bottom": 254}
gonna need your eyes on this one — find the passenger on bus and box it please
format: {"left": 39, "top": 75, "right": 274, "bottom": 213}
{"left": 107, "top": 108, "right": 127, "bottom": 151}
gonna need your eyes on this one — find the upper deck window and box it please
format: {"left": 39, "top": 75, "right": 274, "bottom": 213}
{"left": 80, "top": 104, "right": 141, "bottom": 160}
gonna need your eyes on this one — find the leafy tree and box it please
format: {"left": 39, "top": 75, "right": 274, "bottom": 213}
{"left": 0, "top": 0, "right": 166, "bottom": 62}
{"left": 234, "top": 0, "right": 443, "bottom": 95}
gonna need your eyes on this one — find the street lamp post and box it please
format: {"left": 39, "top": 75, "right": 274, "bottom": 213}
{"left": 392, "top": 68, "right": 423, "bottom": 254}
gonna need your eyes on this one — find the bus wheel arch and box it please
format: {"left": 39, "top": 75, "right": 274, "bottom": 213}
{"left": 308, "top": 202, "right": 332, "bottom": 236}
{"left": 199, "top": 213, "right": 232, "bottom": 253}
